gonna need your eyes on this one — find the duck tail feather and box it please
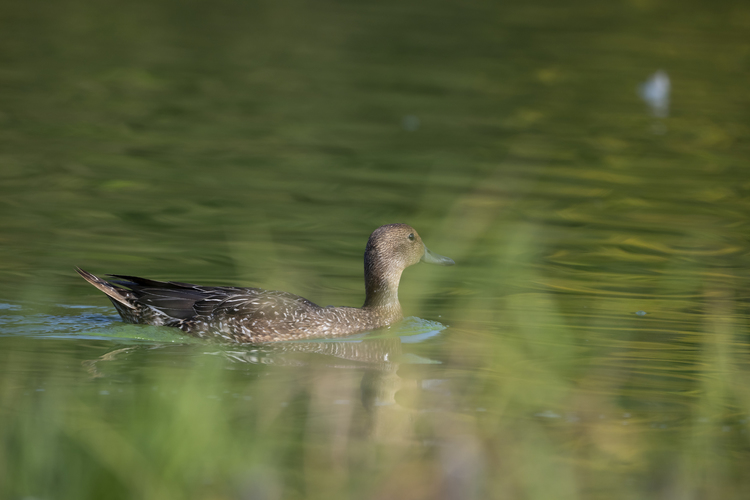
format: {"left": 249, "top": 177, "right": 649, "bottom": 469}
{"left": 75, "top": 267, "right": 136, "bottom": 310}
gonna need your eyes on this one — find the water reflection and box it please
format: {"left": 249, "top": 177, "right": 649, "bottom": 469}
{"left": 82, "top": 336, "right": 437, "bottom": 415}
{"left": 214, "top": 337, "right": 405, "bottom": 368}
{"left": 215, "top": 338, "right": 415, "bottom": 430}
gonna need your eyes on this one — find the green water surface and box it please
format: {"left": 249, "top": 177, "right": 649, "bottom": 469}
{"left": 1, "top": 0, "right": 750, "bottom": 498}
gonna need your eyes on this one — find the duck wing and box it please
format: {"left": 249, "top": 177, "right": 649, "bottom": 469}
{"left": 103, "top": 274, "right": 323, "bottom": 331}
{"left": 106, "top": 274, "right": 254, "bottom": 320}
{"left": 204, "top": 290, "right": 321, "bottom": 323}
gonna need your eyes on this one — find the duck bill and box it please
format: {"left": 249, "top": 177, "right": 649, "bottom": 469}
{"left": 421, "top": 245, "right": 455, "bottom": 266}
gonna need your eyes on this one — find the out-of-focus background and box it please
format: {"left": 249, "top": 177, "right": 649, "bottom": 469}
{"left": 2, "top": 0, "right": 750, "bottom": 498}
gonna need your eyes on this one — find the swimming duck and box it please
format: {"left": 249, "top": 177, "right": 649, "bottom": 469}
{"left": 77, "top": 223, "right": 454, "bottom": 343}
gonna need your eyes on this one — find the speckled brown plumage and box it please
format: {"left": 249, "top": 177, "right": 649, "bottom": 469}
{"left": 77, "top": 223, "right": 454, "bottom": 343}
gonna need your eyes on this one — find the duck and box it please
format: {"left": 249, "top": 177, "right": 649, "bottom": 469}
{"left": 76, "top": 223, "right": 454, "bottom": 343}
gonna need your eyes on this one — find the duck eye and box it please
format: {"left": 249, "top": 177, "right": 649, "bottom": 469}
{"left": 408, "top": 233, "right": 415, "bottom": 241}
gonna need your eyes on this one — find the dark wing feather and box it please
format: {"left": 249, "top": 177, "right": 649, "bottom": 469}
{"left": 131, "top": 287, "right": 211, "bottom": 319}
{"left": 105, "top": 275, "right": 239, "bottom": 320}
{"left": 99, "top": 273, "right": 322, "bottom": 326}
{"left": 107, "top": 274, "right": 208, "bottom": 290}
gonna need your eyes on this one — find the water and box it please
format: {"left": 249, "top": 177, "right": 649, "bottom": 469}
{"left": 2, "top": 0, "right": 750, "bottom": 498}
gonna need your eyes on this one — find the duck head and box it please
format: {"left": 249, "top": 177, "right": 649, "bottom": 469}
{"left": 363, "top": 223, "right": 453, "bottom": 308}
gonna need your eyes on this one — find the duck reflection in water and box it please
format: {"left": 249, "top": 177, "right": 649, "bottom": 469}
{"left": 83, "top": 335, "right": 432, "bottom": 431}
{"left": 215, "top": 336, "right": 419, "bottom": 413}
{"left": 81, "top": 331, "right": 484, "bottom": 495}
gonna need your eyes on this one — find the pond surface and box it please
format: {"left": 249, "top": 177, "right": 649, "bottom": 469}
{"left": 2, "top": 0, "right": 750, "bottom": 498}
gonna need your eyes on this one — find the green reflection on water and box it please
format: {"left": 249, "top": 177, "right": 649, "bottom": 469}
{"left": 1, "top": 0, "right": 750, "bottom": 497}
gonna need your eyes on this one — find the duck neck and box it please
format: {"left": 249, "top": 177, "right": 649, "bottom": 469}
{"left": 362, "top": 257, "right": 403, "bottom": 309}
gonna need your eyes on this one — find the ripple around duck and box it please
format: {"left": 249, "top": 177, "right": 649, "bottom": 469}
{"left": 0, "top": 302, "right": 446, "bottom": 346}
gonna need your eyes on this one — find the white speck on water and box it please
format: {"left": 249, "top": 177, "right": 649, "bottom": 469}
{"left": 638, "top": 70, "right": 670, "bottom": 118}
{"left": 99, "top": 390, "right": 109, "bottom": 396}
